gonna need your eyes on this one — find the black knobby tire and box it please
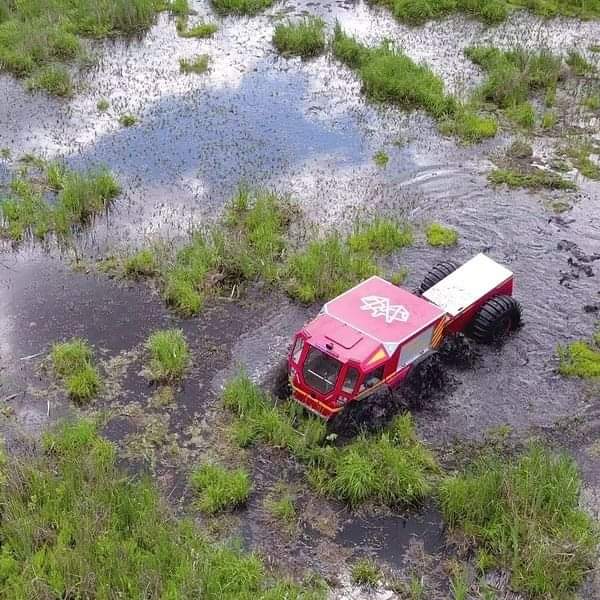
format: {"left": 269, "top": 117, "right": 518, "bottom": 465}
{"left": 327, "top": 386, "right": 396, "bottom": 437}
{"left": 267, "top": 357, "right": 291, "bottom": 399}
{"left": 469, "top": 295, "right": 522, "bottom": 343}
{"left": 395, "top": 354, "right": 448, "bottom": 410}
{"left": 418, "top": 261, "right": 458, "bottom": 294}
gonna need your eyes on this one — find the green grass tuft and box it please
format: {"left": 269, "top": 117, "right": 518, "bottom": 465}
{"left": 566, "top": 50, "right": 596, "bottom": 76}
{"left": 178, "top": 20, "right": 218, "bottom": 38}
{"left": 351, "top": 558, "right": 381, "bottom": 587}
{"left": 190, "top": 463, "right": 252, "bottom": 513}
{"left": 265, "top": 484, "right": 297, "bottom": 528}
{"left": 558, "top": 339, "right": 600, "bottom": 378}
{"left": 51, "top": 338, "right": 99, "bottom": 403}
{"left": 0, "top": 419, "right": 325, "bottom": 598}
{"left": 541, "top": 110, "right": 557, "bottom": 129}
{"left": 169, "top": 0, "right": 191, "bottom": 16}
{"left": 124, "top": 248, "right": 158, "bottom": 278}
{"left": 211, "top": 0, "right": 274, "bottom": 15}
{"left": 286, "top": 235, "right": 379, "bottom": 303}
{"left": 425, "top": 223, "right": 458, "bottom": 247}
{"left": 439, "top": 445, "right": 597, "bottom": 596}
{"left": 119, "top": 113, "right": 137, "bottom": 127}
{"left": 348, "top": 218, "right": 413, "bottom": 254}
{"left": 146, "top": 329, "right": 190, "bottom": 382}
{"left": 97, "top": 98, "right": 110, "bottom": 111}
{"left": 489, "top": 167, "right": 575, "bottom": 190}
{"left": 505, "top": 101, "right": 535, "bottom": 129}
{"left": 66, "top": 364, "right": 100, "bottom": 402}
{"left": 51, "top": 338, "right": 93, "bottom": 377}
{"left": 466, "top": 46, "right": 562, "bottom": 111}
{"left": 564, "top": 139, "right": 600, "bottom": 180}
{"left": 179, "top": 54, "right": 209, "bottom": 74}
{"left": 26, "top": 64, "right": 72, "bottom": 96}
{"left": 439, "top": 106, "right": 498, "bottom": 143}
{"left": 273, "top": 17, "right": 326, "bottom": 58}
{"left": 583, "top": 94, "right": 600, "bottom": 110}
{"left": 373, "top": 149, "right": 389, "bottom": 167}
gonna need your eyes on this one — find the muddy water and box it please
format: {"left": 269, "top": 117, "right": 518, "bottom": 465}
{"left": 1, "top": 0, "right": 600, "bottom": 596}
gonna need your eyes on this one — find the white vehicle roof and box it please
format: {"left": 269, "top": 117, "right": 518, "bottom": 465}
{"left": 423, "top": 253, "right": 513, "bottom": 317}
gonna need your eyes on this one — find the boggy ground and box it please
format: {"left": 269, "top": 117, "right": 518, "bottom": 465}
{"left": 1, "top": 0, "right": 600, "bottom": 597}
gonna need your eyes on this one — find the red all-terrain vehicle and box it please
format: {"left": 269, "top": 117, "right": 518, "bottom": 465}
{"left": 287, "top": 253, "right": 521, "bottom": 420}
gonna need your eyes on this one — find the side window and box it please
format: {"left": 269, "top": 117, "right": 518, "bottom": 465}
{"left": 291, "top": 337, "right": 304, "bottom": 363}
{"left": 359, "top": 366, "right": 384, "bottom": 391}
{"left": 342, "top": 367, "right": 359, "bottom": 394}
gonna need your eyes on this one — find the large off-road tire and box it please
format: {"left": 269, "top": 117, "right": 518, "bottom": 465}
{"left": 395, "top": 354, "right": 448, "bottom": 410}
{"left": 469, "top": 295, "right": 522, "bottom": 343}
{"left": 418, "top": 261, "right": 458, "bottom": 294}
{"left": 264, "top": 357, "right": 291, "bottom": 399}
{"left": 327, "top": 386, "right": 396, "bottom": 437}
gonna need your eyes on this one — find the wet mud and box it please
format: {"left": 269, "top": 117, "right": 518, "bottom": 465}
{"left": 1, "top": 0, "right": 600, "bottom": 596}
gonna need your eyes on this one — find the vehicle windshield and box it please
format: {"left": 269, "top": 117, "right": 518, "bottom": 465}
{"left": 302, "top": 346, "right": 342, "bottom": 394}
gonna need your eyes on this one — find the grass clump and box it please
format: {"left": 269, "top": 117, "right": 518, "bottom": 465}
{"left": 266, "top": 493, "right": 297, "bottom": 524}
{"left": 190, "top": 463, "right": 252, "bottom": 514}
{"left": 489, "top": 167, "right": 575, "bottom": 190}
{"left": 51, "top": 338, "right": 100, "bottom": 403}
{"left": 223, "top": 373, "right": 437, "bottom": 507}
{"left": 425, "top": 223, "right": 458, "bottom": 247}
{"left": 566, "top": 50, "right": 596, "bottom": 76}
{"left": 505, "top": 101, "right": 535, "bottom": 129}
{"left": 286, "top": 236, "right": 379, "bottom": 303}
{"left": 26, "top": 64, "right": 72, "bottom": 96}
{"left": 124, "top": 248, "right": 158, "bottom": 278}
{"left": 211, "top": 0, "right": 274, "bottom": 15}
{"left": 351, "top": 558, "right": 381, "bottom": 587}
{"left": 564, "top": 139, "right": 600, "bottom": 180}
{"left": 334, "top": 31, "right": 454, "bottom": 118}
{"left": 0, "top": 419, "right": 325, "bottom": 598}
{"left": 333, "top": 26, "right": 496, "bottom": 143}
{"left": 558, "top": 330, "right": 600, "bottom": 378}
{"left": 373, "top": 150, "right": 389, "bottom": 167}
{"left": 273, "top": 17, "right": 326, "bottom": 58}
{"left": 178, "top": 20, "right": 218, "bottom": 38}
{"left": 541, "top": 110, "right": 557, "bottom": 129}
{"left": 439, "top": 445, "right": 597, "bottom": 597}
{"left": 348, "top": 218, "right": 413, "bottom": 254}
{"left": 439, "top": 106, "right": 498, "bottom": 143}
{"left": 1, "top": 164, "right": 122, "bottom": 241}
{"left": 97, "top": 98, "right": 110, "bottom": 111}
{"left": 0, "top": 0, "right": 162, "bottom": 95}
{"left": 583, "top": 94, "right": 600, "bottom": 110}
{"left": 119, "top": 113, "right": 137, "bottom": 127}
{"left": 179, "top": 54, "right": 210, "bottom": 74}
{"left": 145, "top": 329, "right": 190, "bottom": 382}
{"left": 466, "top": 46, "right": 562, "bottom": 117}
{"left": 163, "top": 187, "right": 292, "bottom": 315}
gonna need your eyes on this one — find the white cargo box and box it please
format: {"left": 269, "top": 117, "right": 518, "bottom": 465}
{"left": 423, "top": 253, "right": 513, "bottom": 317}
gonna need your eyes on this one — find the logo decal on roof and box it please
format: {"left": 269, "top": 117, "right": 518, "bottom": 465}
{"left": 360, "top": 296, "right": 410, "bottom": 324}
